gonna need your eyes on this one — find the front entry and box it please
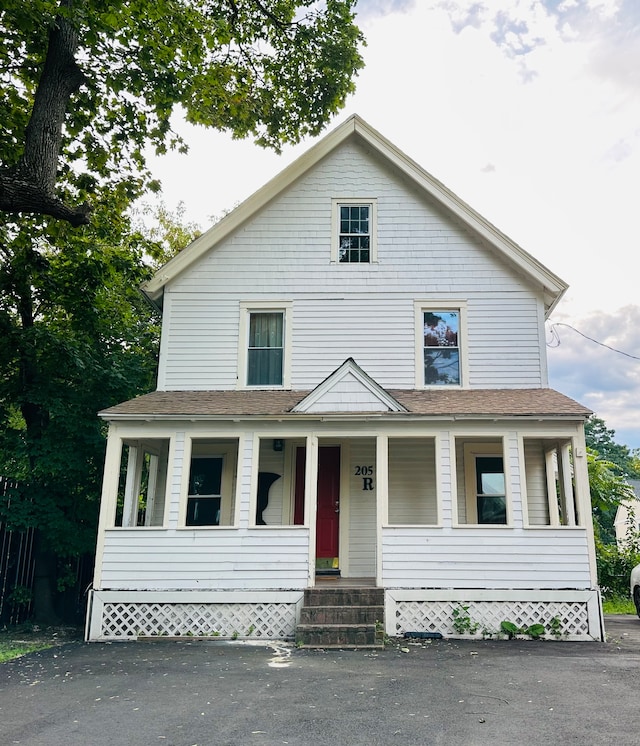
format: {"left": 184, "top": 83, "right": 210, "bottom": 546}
{"left": 295, "top": 446, "right": 341, "bottom": 572}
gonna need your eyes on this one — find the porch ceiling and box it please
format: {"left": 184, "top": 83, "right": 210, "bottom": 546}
{"left": 99, "top": 388, "right": 592, "bottom": 420}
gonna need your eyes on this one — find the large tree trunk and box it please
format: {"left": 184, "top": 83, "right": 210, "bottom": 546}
{"left": 0, "top": 10, "right": 90, "bottom": 225}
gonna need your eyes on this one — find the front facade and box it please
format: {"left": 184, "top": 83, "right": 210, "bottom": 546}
{"left": 87, "top": 116, "right": 603, "bottom": 642}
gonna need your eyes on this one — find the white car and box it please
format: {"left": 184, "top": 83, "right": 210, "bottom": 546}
{"left": 631, "top": 564, "right": 640, "bottom": 618}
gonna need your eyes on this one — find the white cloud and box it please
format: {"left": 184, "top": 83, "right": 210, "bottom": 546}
{"left": 548, "top": 307, "right": 640, "bottom": 447}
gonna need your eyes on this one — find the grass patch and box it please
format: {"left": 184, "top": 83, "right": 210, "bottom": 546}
{"left": 0, "top": 623, "right": 81, "bottom": 663}
{"left": 0, "top": 639, "right": 53, "bottom": 663}
{"left": 602, "top": 596, "right": 637, "bottom": 615}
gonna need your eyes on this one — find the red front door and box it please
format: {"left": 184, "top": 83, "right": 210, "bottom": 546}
{"left": 294, "top": 446, "right": 340, "bottom": 563}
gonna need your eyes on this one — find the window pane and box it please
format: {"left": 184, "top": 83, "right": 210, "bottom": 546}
{"left": 248, "top": 348, "right": 283, "bottom": 385}
{"left": 423, "top": 312, "right": 459, "bottom": 347}
{"left": 189, "top": 457, "right": 223, "bottom": 496}
{"left": 481, "top": 472, "right": 505, "bottom": 495}
{"left": 186, "top": 497, "right": 221, "bottom": 526}
{"left": 424, "top": 349, "right": 460, "bottom": 384}
{"left": 477, "top": 496, "right": 506, "bottom": 524}
{"left": 249, "top": 313, "right": 283, "bottom": 348}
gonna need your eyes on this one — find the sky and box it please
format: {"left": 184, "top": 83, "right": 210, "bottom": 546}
{"left": 147, "top": 0, "right": 640, "bottom": 449}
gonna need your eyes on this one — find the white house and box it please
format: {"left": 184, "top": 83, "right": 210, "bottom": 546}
{"left": 86, "top": 115, "right": 603, "bottom": 644}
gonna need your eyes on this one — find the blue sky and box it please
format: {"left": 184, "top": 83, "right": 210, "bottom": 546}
{"left": 147, "top": 0, "right": 640, "bottom": 449}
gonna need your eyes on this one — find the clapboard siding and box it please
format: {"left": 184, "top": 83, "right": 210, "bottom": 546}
{"left": 100, "top": 528, "right": 309, "bottom": 590}
{"left": 160, "top": 141, "right": 546, "bottom": 391}
{"left": 388, "top": 438, "right": 438, "bottom": 524}
{"left": 381, "top": 528, "right": 591, "bottom": 588}
{"left": 347, "top": 439, "right": 377, "bottom": 576}
{"left": 160, "top": 291, "right": 544, "bottom": 391}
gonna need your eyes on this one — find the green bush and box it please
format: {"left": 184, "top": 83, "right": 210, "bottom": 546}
{"left": 596, "top": 540, "right": 640, "bottom": 599}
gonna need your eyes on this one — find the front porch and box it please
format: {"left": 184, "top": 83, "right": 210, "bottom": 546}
{"left": 88, "top": 408, "right": 602, "bottom": 641}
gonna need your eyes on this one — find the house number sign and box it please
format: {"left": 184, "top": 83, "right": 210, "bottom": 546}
{"left": 354, "top": 465, "right": 374, "bottom": 491}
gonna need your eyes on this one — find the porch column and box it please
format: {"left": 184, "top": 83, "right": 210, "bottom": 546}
{"left": 573, "top": 431, "right": 598, "bottom": 585}
{"left": 559, "top": 442, "right": 576, "bottom": 527}
{"left": 507, "top": 432, "right": 524, "bottom": 529}
{"left": 439, "top": 431, "right": 453, "bottom": 528}
{"left": 305, "top": 435, "right": 319, "bottom": 586}
{"left": 93, "top": 426, "right": 123, "bottom": 588}
{"left": 122, "top": 444, "right": 141, "bottom": 527}
{"left": 545, "top": 448, "right": 561, "bottom": 527}
{"left": 144, "top": 454, "right": 159, "bottom": 527}
{"left": 237, "top": 432, "right": 255, "bottom": 529}
{"left": 376, "top": 434, "right": 389, "bottom": 586}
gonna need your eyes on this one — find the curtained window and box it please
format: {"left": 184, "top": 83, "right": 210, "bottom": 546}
{"left": 247, "top": 312, "right": 284, "bottom": 385}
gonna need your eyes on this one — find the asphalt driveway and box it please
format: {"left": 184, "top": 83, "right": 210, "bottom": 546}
{"left": 1, "top": 616, "right": 639, "bottom": 746}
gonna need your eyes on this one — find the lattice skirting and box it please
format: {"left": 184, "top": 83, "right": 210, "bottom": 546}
{"left": 87, "top": 590, "right": 303, "bottom": 641}
{"left": 387, "top": 589, "right": 603, "bottom": 641}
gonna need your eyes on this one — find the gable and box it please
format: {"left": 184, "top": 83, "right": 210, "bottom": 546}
{"left": 142, "top": 115, "right": 567, "bottom": 316}
{"left": 292, "top": 359, "right": 407, "bottom": 414}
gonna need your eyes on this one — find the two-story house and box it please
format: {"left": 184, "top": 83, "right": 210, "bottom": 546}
{"left": 86, "top": 115, "right": 603, "bottom": 644}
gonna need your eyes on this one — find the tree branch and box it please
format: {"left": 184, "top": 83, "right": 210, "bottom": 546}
{"left": 0, "top": 172, "right": 91, "bottom": 226}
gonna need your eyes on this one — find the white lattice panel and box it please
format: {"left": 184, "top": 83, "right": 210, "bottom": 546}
{"left": 100, "top": 602, "right": 296, "bottom": 639}
{"left": 395, "top": 600, "right": 590, "bottom": 639}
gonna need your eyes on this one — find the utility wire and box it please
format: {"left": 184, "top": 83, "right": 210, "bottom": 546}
{"left": 547, "top": 322, "right": 640, "bottom": 361}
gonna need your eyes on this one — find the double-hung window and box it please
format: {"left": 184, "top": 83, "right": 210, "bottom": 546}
{"left": 183, "top": 439, "right": 239, "bottom": 527}
{"left": 239, "top": 303, "right": 292, "bottom": 388}
{"left": 331, "top": 198, "right": 377, "bottom": 263}
{"left": 415, "top": 303, "right": 467, "bottom": 387}
{"left": 462, "top": 442, "right": 508, "bottom": 525}
{"left": 186, "top": 455, "right": 223, "bottom": 526}
{"left": 248, "top": 312, "right": 284, "bottom": 386}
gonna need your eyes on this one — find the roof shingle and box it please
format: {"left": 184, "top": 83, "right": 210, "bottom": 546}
{"left": 100, "top": 388, "right": 591, "bottom": 419}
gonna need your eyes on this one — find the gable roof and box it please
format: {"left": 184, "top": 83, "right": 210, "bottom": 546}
{"left": 292, "top": 358, "right": 407, "bottom": 414}
{"left": 142, "top": 114, "right": 568, "bottom": 315}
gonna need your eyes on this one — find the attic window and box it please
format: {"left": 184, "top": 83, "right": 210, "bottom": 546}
{"left": 331, "top": 198, "right": 377, "bottom": 263}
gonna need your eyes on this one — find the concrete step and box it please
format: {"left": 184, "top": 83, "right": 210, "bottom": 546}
{"left": 299, "top": 604, "right": 385, "bottom": 625}
{"left": 296, "top": 623, "right": 383, "bottom": 649}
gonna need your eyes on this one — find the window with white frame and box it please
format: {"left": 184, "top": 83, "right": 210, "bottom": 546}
{"left": 415, "top": 304, "right": 466, "bottom": 387}
{"left": 183, "top": 440, "right": 238, "bottom": 527}
{"left": 460, "top": 441, "right": 508, "bottom": 525}
{"left": 239, "top": 303, "right": 292, "bottom": 388}
{"left": 331, "top": 199, "right": 377, "bottom": 263}
{"left": 248, "top": 312, "right": 284, "bottom": 385}
{"left": 423, "top": 311, "right": 460, "bottom": 384}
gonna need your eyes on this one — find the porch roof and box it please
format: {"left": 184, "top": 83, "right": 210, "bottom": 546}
{"left": 100, "top": 388, "right": 592, "bottom": 420}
